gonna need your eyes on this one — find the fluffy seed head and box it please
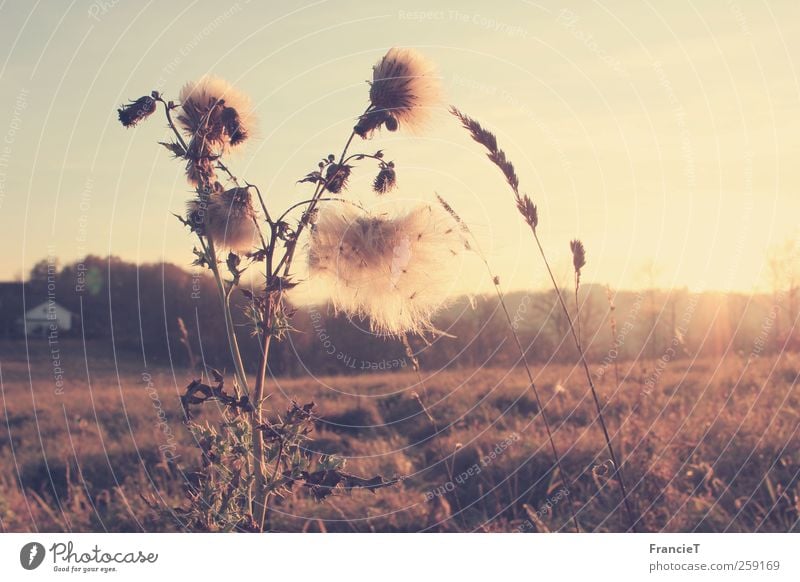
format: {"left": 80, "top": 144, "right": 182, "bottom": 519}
{"left": 185, "top": 156, "right": 216, "bottom": 188}
{"left": 355, "top": 48, "right": 442, "bottom": 138}
{"left": 178, "top": 76, "right": 253, "bottom": 152}
{"left": 307, "top": 203, "right": 463, "bottom": 335}
{"left": 188, "top": 187, "right": 257, "bottom": 251}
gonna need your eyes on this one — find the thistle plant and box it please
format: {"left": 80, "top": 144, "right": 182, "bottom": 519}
{"left": 450, "top": 107, "right": 638, "bottom": 532}
{"left": 119, "top": 48, "right": 450, "bottom": 531}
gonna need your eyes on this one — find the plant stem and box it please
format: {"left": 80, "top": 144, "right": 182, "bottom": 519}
{"left": 530, "top": 229, "right": 638, "bottom": 532}
{"left": 262, "top": 438, "right": 285, "bottom": 532}
{"left": 247, "top": 182, "right": 273, "bottom": 225}
{"left": 274, "top": 197, "right": 360, "bottom": 226}
{"left": 489, "top": 279, "right": 581, "bottom": 532}
{"left": 606, "top": 286, "right": 621, "bottom": 390}
{"left": 437, "top": 195, "right": 580, "bottom": 532}
{"left": 249, "top": 113, "right": 366, "bottom": 529}
{"left": 275, "top": 115, "right": 366, "bottom": 278}
{"left": 252, "top": 301, "right": 274, "bottom": 529}
{"left": 159, "top": 98, "right": 189, "bottom": 152}
{"left": 574, "top": 272, "right": 582, "bottom": 350}
{"left": 206, "top": 238, "right": 249, "bottom": 395}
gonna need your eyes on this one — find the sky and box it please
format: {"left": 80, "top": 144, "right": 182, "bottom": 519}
{"left": 0, "top": 0, "right": 798, "bottom": 295}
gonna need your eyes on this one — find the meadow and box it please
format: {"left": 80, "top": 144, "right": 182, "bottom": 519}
{"left": 1, "top": 337, "right": 797, "bottom": 533}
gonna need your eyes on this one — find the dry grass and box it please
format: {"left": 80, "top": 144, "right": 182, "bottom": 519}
{"left": 1, "top": 339, "right": 798, "bottom": 532}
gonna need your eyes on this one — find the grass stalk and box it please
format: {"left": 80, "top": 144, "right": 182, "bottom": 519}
{"left": 450, "top": 106, "right": 637, "bottom": 532}
{"left": 436, "top": 194, "right": 581, "bottom": 532}
{"left": 533, "top": 232, "right": 638, "bottom": 532}
{"left": 402, "top": 334, "right": 467, "bottom": 530}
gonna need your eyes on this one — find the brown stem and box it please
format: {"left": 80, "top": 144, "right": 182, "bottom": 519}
{"left": 490, "top": 279, "right": 581, "bottom": 532}
{"left": 247, "top": 182, "right": 273, "bottom": 225}
{"left": 440, "top": 200, "right": 580, "bottom": 532}
{"left": 262, "top": 439, "right": 285, "bottom": 532}
{"left": 252, "top": 296, "right": 275, "bottom": 529}
{"left": 158, "top": 98, "right": 189, "bottom": 152}
{"left": 275, "top": 109, "right": 368, "bottom": 279}
{"left": 274, "top": 197, "right": 360, "bottom": 226}
{"left": 531, "top": 229, "right": 638, "bottom": 532}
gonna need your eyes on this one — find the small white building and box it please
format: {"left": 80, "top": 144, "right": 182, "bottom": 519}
{"left": 23, "top": 300, "right": 73, "bottom": 336}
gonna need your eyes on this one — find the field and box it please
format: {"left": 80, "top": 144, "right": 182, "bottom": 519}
{"left": 1, "top": 339, "right": 798, "bottom": 533}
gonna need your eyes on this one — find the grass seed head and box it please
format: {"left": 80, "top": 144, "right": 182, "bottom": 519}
{"left": 570, "top": 239, "right": 586, "bottom": 274}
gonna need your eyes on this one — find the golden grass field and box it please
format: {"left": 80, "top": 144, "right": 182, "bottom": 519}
{"left": 1, "top": 339, "right": 798, "bottom": 532}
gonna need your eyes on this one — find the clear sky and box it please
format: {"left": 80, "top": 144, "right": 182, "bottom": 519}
{"left": 0, "top": 0, "right": 798, "bottom": 294}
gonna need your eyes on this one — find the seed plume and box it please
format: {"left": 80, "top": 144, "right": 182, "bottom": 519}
{"left": 307, "top": 203, "right": 462, "bottom": 335}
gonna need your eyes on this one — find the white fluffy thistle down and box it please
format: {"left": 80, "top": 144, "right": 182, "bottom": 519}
{"left": 355, "top": 48, "right": 442, "bottom": 138}
{"left": 187, "top": 187, "right": 257, "bottom": 251}
{"left": 178, "top": 76, "right": 253, "bottom": 151}
{"left": 307, "top": 203, "right": 463, "bottom": 335}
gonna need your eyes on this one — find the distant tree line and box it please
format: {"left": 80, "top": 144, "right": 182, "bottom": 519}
{"left": 11, "top": 255, "right": 799, "bottom": 378}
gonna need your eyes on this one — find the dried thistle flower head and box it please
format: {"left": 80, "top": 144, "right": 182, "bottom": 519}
{"left": 188, "top": 187, "right": 257, "bottom": 251}
{"left": 570, "top": 239, "right": 586, "bottom": 274}
{"left": 117, "top": 95, "right": 156, "bottom": 128}
{"left": 307, "top": 203, "right": 463, "bottom": 335}
{"left": 178, "top": 76, "right": 253, "bottom": 152}
{"left": 355, "top": 48, "right": 442, "bottom": 138}
{"left": 324, "top": 163, "right": 352, "bottom": 194}
{"left": 372, "top": 162, "right": 396, "bottom": 194}
{"left": 185, "top": 155, "right": 217, "bottom": 188}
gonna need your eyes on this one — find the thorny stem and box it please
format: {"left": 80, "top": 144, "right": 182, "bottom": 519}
{"left": 200, "top": 236, "right": 249, "bottom": 395}
{"left": 247, "top": 182, "right": 273, "bottom": 225}
{"left": 203, "top": 140, "right": 270, "bottom": 527}
{"left": 262, "top": 438, "right": 285, "bottom": 532}
{"left": 274, "top": 197, "right": 361, "bottom": 226}
{"left": 196, "top": 226, "right": 255, "bottom": 512}
{"left": 276, "top": 133, "right": 356, "bottom": 278}
{"left": 530, "top": 229, "right": 638, "bottom": 532}
{"left": 252, "top": 299, "right": 274, "bottom": 528}
{"left": 342, "top": 152, "right": 385, "bottom": 164}
{"left": 158, "top": 98, "right": 189, "bottom": 152}
{"left": 248, "top": 112, "right": 367, "bottom": 529}
{"left": 275, "top": 106, "right": 371, "bottom": 279}
{"left": 164, "top": 96, "right": 271, "bottom": 525}
{"left": 252, "top": 113, "right": 371, "bottom": 529}
{"left": 215, "top": 159, "right": 240, "bottom": 186}
{"left": 251, "top": 214, "right": 268, "bottom": 251}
